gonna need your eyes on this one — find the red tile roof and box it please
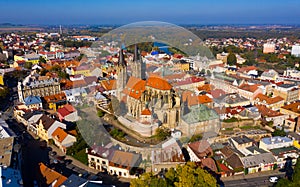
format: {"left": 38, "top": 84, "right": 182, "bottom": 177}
{"left": 147, "top": 76, "right": 172, "bottom": 90}
{"left": 254, "top": 93, "right": 284, "bottom": 105}
{"left": 141, "top": 108, "right": 151, "bottom": 115}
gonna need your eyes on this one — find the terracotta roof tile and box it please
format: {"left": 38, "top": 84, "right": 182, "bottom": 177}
{"left": 39, "top": 162, "right": 67, "bottom": 187}
{"left": 52, "top": 127, "right": 68, "bottom": 143}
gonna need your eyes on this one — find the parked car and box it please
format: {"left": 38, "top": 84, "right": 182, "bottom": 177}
{"left": 269, "top": 176, "right": 278, "bottom": 183}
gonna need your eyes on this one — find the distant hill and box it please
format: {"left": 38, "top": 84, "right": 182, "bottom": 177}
{"left": 0, "top": 23, "right": 25, "bottom": 28}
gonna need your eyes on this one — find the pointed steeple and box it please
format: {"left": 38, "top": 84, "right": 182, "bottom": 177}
{"left": 118, "top": 48, "right": 126, "bottom": 66}
{"left": 134, "top": 44, "right": 140, "bottom": 62}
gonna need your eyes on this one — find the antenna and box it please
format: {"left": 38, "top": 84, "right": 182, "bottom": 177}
{"left": 59, "top": 25, "right": 62, "bottom": 35}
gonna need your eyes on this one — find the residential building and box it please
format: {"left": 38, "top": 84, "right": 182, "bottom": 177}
{"left": 280, "top": 101, "right": 300, "bottom": 119}
{"left": 87, "top": 145, "right": 142, "bottom": 178}
{"left": 43, "top": 92, "right": 67, "bottom": 111}
{"left": 187, "top": 140, "right": 213, "bottom": 162}
{"left": 87, "top": 144, "right": 115, "bottom": 172}
{"left": 14, "top": 53, "right": 40, "bottom": 65}
{"left": 283, "top": 68, "right": 300, "bottom": 78}
{"left": 18, "top": 73, "right": 61, "bottom": 102}
{"left": 51, "top": 127, "right": 76, "bottom": 153}
{"left": 214, "top": 93, "right": 251, "bottom": 108}
{"left": 241, "top": 153, "right": 276, "bottom": 174}
{"left": 260, "top": 69, "right": 279, "bottom": 81}
{"left": 254, "top": 93, "right": 284, "bottom": 110}
{"left": 36, "top": 114, "right": 66, "bottom": 142}
{"left": 66, "top": 65, "right": 91, "bottom": 76}
{"left": 229, "top": 135, "right": 254, "bottom": 150}
{"left": 237, "top": 83, "right": 263, "bottom": 102}
{"left": 24, "top": 95, "right": 42, "bottom": 109}
{"left": 291, "top": 44, "right": 300, "bottom": 57}
{"left": 236, "top": 66, "right": 258, "bottom": 78}
{"left": 259, "top": 136, "right": 293, "bottom": 151}
{"left": 57, "top": 104, "right": 79, "bottom": 122}
{"left": 263, "top": 43, "right": 275, "bottom": 53}
{"left": 255, "top": 104, "right": 287, "bottom": 127}
{"left": 269, "top": 146, "right": 299, "bottom": 168}
{"left": 273, "top": 84, "right": 299, "bottom": 103}
{"left": 108, "top": 150, "right": 142, "bottom": 178}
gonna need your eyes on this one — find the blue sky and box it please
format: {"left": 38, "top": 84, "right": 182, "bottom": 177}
{"left": 1, "top": 0, "right": 300, "bottom": 25}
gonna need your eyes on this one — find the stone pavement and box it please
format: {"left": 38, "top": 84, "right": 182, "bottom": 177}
{"left": 222, "top": 169, "right": 284, "bottom": 181}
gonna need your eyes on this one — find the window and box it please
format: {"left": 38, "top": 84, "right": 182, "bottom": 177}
{"left": 91, "top": 158, "right": 94, "bottom": 161}
{"left": 102, "top": 161, "right": 106, "bottom": 165}
{"left": 97, "top": 159, "right": 100, "bottom": 163}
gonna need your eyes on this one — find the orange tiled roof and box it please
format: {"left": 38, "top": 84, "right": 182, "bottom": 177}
{"left": 141, "top": 108, "right": 151, "bottom": 115}
{"left": 198, "top": 84, "right": 214, "bottom": 92}
{"left": 39, "top": 163, "right": 67, "bottom": 187}
{"left": 239, "top": 83, "right": 260, "bottom": 93}
{"left": 182, "top": 91, "right": 212, "bottom": 106}
{"left": 43, "top": 92, "right": 66, "bottom": 103}
{"left": 281, "top": 101, "right": 300, "bottom": 114}
{"left": 237, "top": 66, "right": 257, "bottom": 73}
{"left": 146, "top": 76, "right": 172, "bottom": 90}
{"left": 254, "top": 93, "right": 284, "bottom": 105}
{"left": 255, "top": 104, "right": 283, "bottom": 117}
{"left": 52, "top": 127, "right": 68, "bottom": 143}
{"left": 101, "top": 79, "right": 116, "bottom": 91}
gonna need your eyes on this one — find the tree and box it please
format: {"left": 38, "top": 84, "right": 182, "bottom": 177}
{"left": 24, "top": 61, "right": 32, "bottom": 69}
{"left": 97, "top": 110, "right": 105, "bottom": 118}
{"left": 272, "top": 129, "right": 286, "bottom": 137}
{"left": 227, "top": 53, "right": 237, "bottom": 66}
{"left": 206, "top": 70, "right": 212, "bottom": 77}
{"left": 0, "top": 87, "right": 9, "bottom": 98}
{"left": 39, "top": 56, "right": 46, "bottom": 63}
{"left": 155, "top": 127, "right": 171, "bottom": 141}
{"left": 130, "top": 162, "right": 217, "bottom": 187}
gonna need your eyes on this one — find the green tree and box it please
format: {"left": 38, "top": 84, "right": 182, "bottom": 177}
{"left": 24, "top": 61, "right": 32, "bottom": 69}
{"left": 227, "top": 53, "right": 237, "bottom": 66}
{"left": 97, "top": 110, "right": 105, "bottom": 117}
{"left": 39, "top": 56, "right": 46, "bottom": 63}
{"left": 206, "top": 70, "right": 212, "bottom": 77}
{"left": 272, "top": 129, "right": 286, "bottom": 137}
{"left": 130, "top": 162, "right": 217, "bottom": 187}
{"left": 155, "top": 127, "right": 171, "bottom": 141}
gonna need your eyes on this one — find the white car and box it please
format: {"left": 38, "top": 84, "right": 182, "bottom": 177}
{"left": 269, "top": 176, "right": 278, "bottom": 183}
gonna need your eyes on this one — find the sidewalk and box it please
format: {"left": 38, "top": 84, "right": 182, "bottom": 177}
{"left": 222, "top": 169, "right": 284, "bottom": 181}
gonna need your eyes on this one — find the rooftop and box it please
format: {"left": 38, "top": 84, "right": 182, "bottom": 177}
{"left": 270, "top": 146, "right": 299, "bottom": 156}
{"left": 281, "top": 101, "right": 300, "bottom": 114}
{"left": 231, "top": 135, "right": 254, "bottom": 145}
{"left": 241, "top": 152, "right": 276, "bottom": 168}
{"left": 260, "top": 136, "right": 293, "bottom": 145}
{"left": 0, "top": 137, "right": 14, "bottom": 167}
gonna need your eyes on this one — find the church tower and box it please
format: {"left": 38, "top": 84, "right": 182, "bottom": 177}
{"left": 132, "top": 44, "right": 146, "bottom": 80}
{"left": 116, "top": 48, "right": 127, "bottom": 100}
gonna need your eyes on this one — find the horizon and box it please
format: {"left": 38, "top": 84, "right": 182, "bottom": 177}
{"left": 1, "top": 0, "right": 300, "bottom": 25}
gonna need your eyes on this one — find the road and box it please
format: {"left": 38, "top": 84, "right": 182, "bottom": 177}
{"left": 223, "top": 173, "right": 285, "bottom": 187}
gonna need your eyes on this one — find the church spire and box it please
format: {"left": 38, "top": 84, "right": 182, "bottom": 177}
{"left": 118, "top": 48, "right": 126, "bottom": 66}
{"left": 134, "top": 44, "right": 140, "bottom": 62}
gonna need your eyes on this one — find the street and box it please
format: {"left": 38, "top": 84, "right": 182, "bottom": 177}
{"left": 223, "top": 173, "right": 285, "bottom": 187}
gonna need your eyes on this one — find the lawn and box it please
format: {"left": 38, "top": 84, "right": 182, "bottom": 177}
{"left": 239, "top": 125, "right": 260, "bottom": 130}
{"left": 72, "top": 149, "right": 88, "bottom": 165}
